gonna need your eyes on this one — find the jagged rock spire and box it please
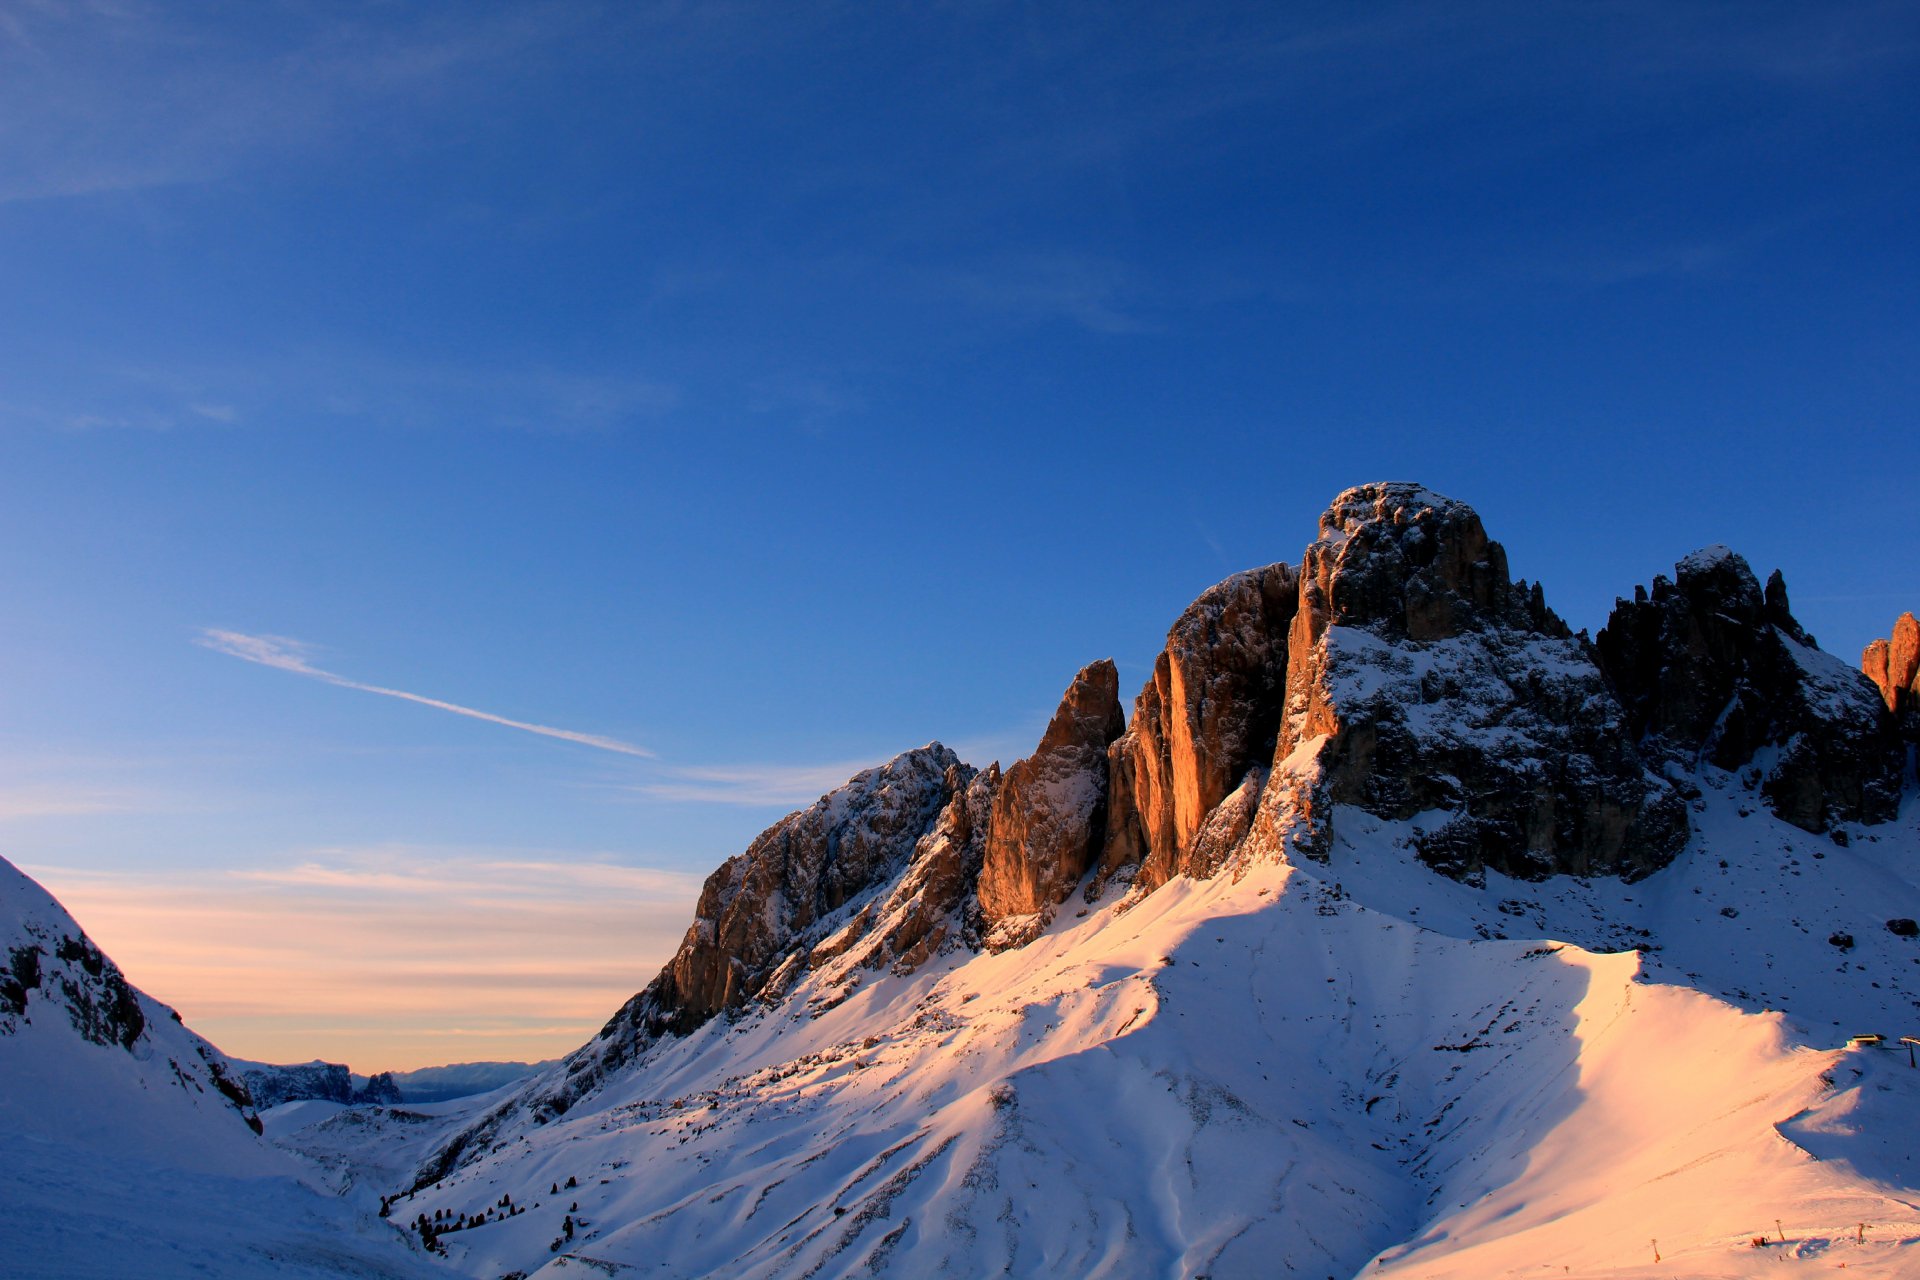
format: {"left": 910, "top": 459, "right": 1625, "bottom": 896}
{"left": 978, "top": 659, "right": 1125, "bottom": 934}
{"left": 1101, "top": 563, "right": 1297, "bottom": 895}
{"left": 1864, "top": 611, "right": 1920, "bottom": 717}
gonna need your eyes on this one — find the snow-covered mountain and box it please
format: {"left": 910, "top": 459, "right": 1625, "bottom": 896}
{"left": 361, "top": 483, "right": 1920, "bottom": 1279}
{"left": 8, "top": 482, "right": 1918, "bottom": 1278}
{"left": 0, "top": 855, "right": 444, "bottom": 1279}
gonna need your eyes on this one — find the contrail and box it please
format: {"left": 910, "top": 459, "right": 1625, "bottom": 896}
{"left": 197, "top": 629, "right": 654, "bottom": 758}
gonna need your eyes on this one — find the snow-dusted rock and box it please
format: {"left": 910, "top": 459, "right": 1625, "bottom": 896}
{"left": 1598, "top": 545, "right": 1903, "bottom": 831}
{"left": 422, "top": 745, "right": 966, "bottom": 1174}
{"left": 649, "top": 742, "right": 964, "bottom": 1027}
{"left": 1251, "top": 482, "right": 1687, "bottom": 881}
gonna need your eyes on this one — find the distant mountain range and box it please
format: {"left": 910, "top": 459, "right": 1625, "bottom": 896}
{"left": 233, "top": 1057, "right": 550, "bottom": 1108}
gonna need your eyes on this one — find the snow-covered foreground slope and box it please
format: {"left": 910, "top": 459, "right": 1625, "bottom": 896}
{"left": 390, "top": 784, "right": 1920, "bottom": 1279}
{"left": 0, "top": 855, "right": 442, "bottom": 1280}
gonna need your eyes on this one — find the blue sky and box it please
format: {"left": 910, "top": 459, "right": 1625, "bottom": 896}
{"left": 1, "top": 1, "right": 1915, "bottom": 1067}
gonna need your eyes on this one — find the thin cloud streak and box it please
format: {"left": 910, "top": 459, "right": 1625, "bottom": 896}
{"left": 197, "top": 629, "right": 654, "bottom": 758}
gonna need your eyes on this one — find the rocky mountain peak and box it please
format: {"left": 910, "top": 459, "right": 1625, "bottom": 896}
{"left": 1596, "top": 549, "right": 1899, "bottom": 831}
{"left": 1102, "top": 563, "right": 1298, "bottom": 896}
{"left": 1298, "top": 482, "right": 1565, "bottom": 645}
{"left": 1256, "top": 489, "right": 1683, "bottom": 882}
{"left": 978, "top": 659, "right": 1124, "bottom": 938}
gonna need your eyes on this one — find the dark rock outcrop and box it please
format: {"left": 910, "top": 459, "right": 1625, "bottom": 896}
{"left": 446, "top": 745, "right": 969, "bottom": 1150}
{"left": 238, "top": 1060, "right": 354, "bottom": 1108}
{"left": 353, "top": 1071, "right": 403, "bottom": 1105}
{"left": 1103, "top": 565, "right": 1297, "bottom": 894}
{"left": 979, "top": 660, "right": 1125, "bottom": 930}
{"left": 1597, "top": 547, "right": 1901, "bottom": 831}
{"left": 1250, "top": 483, "right": 1687, "bottom": 882}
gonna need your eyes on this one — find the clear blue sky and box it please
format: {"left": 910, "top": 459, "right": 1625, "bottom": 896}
{"left": 1, "top": 1, "right": 1914, "bottom": 1067}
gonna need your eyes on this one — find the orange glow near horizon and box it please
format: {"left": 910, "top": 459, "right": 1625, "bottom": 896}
{"left": 26, "top": 853, "right": 701, "bottom": 1072}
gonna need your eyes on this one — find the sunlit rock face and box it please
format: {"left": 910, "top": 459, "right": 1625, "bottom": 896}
{"left": 642, "top": 743, "right": 964, "bottom": 1031}
{"left": 978, "top": 659, "right": 1124, "bottom": 938}
{"left": 1598, "top": 548, "right": 1902, "bottom": 832}
{"left": 420, "top": 746, "right": 969, "bottom": 1172}
{"left": 1247, "top": 482, "right": 1686, "bottom": 883}
{"left": 1102, "top": 564, "right": 1298, "bottom": 895}
{"left": 1863, "top": 614, "right": 1920, "bottom": 775}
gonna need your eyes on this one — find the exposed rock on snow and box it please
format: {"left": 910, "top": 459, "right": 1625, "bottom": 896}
{"left": 1598, "top": 545, "right": 1902, "bottom": 831}
{"left": 978, "top": 658, "right": 1124, "bottom": 935}
{"left": 425, "top": 745, "right": 968, "bottom": 1165}
{"left": 0, "top": 856, "right": 441, "bottom": 1279}
{"left": 645, "top": 742, "right": 964, "bottom": 1028}
{"left": 1253, "top": 482, "right": 1687, "bottom": 882}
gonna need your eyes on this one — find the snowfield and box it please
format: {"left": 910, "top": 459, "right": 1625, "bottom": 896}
{"left": 350, "top": 775, "right": 1920, "bottom": 1280}
{"left": 3, "top": 774, "right": 1917, "bottom": 1277}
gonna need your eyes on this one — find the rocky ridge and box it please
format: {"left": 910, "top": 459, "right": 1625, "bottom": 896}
{"left": 425, "top": 482, "right": 1910, "bottom": 1183}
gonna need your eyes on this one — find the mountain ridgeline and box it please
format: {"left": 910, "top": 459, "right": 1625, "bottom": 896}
{"left": 426, "top": 483, "right": 1910, "bottom": 1183}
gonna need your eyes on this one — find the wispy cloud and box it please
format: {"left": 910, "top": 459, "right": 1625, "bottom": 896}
{"left": 0, "top": 784, "right": 146, "bottom": 820}
{"left": 27, "top": 849, "right": 701, "bottom": 1069}
{"left": 197, "top": 629, "right": 654, "bottom": 758}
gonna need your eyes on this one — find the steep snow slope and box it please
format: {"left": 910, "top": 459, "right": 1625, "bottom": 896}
{"left": 0, "top": 855, "right": 444, "bottom": 1280}
{"left": 395, "top": 799, "right": 1919, "bottom": 1279}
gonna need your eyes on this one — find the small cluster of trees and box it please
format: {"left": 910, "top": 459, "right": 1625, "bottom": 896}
{"left": 390, "top": 1176, "right": 584, "bottom": 1256}
{"left": 409, "top": 1194, "right": 528, "bottom": 1250}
